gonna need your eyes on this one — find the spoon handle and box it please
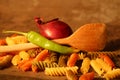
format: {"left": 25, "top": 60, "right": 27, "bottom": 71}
{"left": 53, "top": 38, "right": 69, "bottom": 44}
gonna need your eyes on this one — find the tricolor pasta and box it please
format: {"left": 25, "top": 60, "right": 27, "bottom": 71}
{"left": 90, "top": 59, "right": 104, "bottom": 76}
{"left": 96, "top": 58, "right": 112, "bottom": 72}
{"left": 45, "top": 66, "right": 78, "bottom": 76}
{"left": 32, "top": 61, "right": 59, "bottom": 71}
{"left": 80, "top": 57, "right": 91, "bottom": 74}
{"left": 103, "top": 68, "right": 120, "bottom": 79}
{"left": 58, "top": 55, "right": 68, "bottom": 67}
{"left": 49, "top": 52, "right": 58, "bottom": 63}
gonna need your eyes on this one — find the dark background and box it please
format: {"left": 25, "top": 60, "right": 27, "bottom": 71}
{"left": 0, "top": 0, "right": 120, "bottom": 50}
{"left": 0, "top": 0, "right": 120, "bottom": 34}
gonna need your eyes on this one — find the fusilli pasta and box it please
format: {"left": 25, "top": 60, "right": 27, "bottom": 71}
{"left": 58, "top": 55, "right": 68, "bottom": 67}
{"left": 87, "top": 51, "right": 117, "bottom": 59}
{"left": 32, "top": 61, "right": 59, "bottom": 71}
{"left": 49, "top": 52, "right": 58, "bottom": 63}
{"left": 45, "top": 66, "right": 78, "bottom": 76}
{"left": 103, "top": 68, "right": 120, "bottom": 79}
{"left": 80, "top": 57, "right": 91, "bottom": 74}
{"left": 78, "top": 52, "right": 86, "bottom": 60}
{"left": 66, "top": 70, "right": 78, "bottom": 80}
{"left": 96, "top": 58, "right": 112, "bottom": 72}
{"left": 27, "top": 48, "right": 42, "bottom": 58}
{"left": 90, "top": 60, "right": 104, "bottom": 76}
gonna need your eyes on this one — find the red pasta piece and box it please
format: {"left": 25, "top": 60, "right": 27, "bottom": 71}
{"left": 67, "top": 53, "right": 79, "bottom": 67}
{"left": 0, "top": 39, "right": 6, "bottom": 45}
{"left": 99, "top": 54, "right": 115, "bottom": 68}
{"left": 79, "top": 72, "right": 94, "bottom": 80}
{"left": 34, "top": 49, "right": 49, "bottom": 61}
{"left": 20, "top": 59, "right": 33, "bottom": 71}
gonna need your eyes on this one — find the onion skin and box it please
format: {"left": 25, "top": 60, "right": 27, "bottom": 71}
{"left": 35, "top": 17, "right": 73, "bottom": 39}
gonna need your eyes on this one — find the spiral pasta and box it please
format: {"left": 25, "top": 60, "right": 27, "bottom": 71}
{"left": 66, "top": 70, "right": 78, "bottom": 80}
{"left": 32, "top": 61, "right": 59, "bottom": 71}
{"left": 103, "top": 68, "right": 120, "bottom": 79}
{"left": 45, "top": 66, "right": 78, "bottom": 76}
{"left": 87, "top": 51, "right": 117, "bottom": 59}
{"left": 80, "top": 57, "right": 91, "bottom": 74}
{"left": 58, "top": 55, "right": 68, "bottom": 67}
{"left": 27, "top": 48, "right": 42, "bottom": 58}
{"left": 96, "top": 58, "right": 112, "bottom": 72}
{"left": 78, "top": 52, "right": 86, "bottom": 60}
{"left": 49, "top": 52, "right": 58, "bottom": 63}
{"left": 90, "top": 60, "right": 104, "bottom": 76}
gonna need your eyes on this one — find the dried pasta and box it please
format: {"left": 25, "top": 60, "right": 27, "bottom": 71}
{"left": 103, "top": 68, "right": 120, "bottom": 79}
{"left": 90, "top": 60, "right": 104, "bottom": 76}
{"left": 49, "top": 52, "right": 58, "bottom": 63}
{"left": 87, "top": 51, "right": 117, "bottom": 59}
{"left": 45, "top": 66, "right": 78, "bottom": 76}
{"left": 27, "top": 48, "right": 42, "bottom": 58}
{"left": 67, "top": 53, "right": 79, "bottom": 67}
{"left": 5, "top": 36, "right": 27, "bottom": 45}
{"left": 96, "top": 58, "right": 112, "bottom": 72}
{"left": 11, "top": 55, "right": 21, "bottom": 66}
{"left": 58, "top": 55, "right": 68, "bottom": 67}
{"left": 80, "top": 57, "right": 91, "bottom": 74}
{"left": 78, "top": 52, "right": 86, "bottom": 60}
{"left": 66, "top": 70, "right": 78, "bottom": 80}
{"left": 0, "top": 55, "right": 13, "bottom": 69}
{"left": 32, "top": 61, "right": 59, "bottom": 71}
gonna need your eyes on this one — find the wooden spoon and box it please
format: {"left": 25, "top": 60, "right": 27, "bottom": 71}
{"left": 53, "top": 23, "right": 107, "bottom": 51}
{"left": 0, "top": 23, "right": 107, "bottom": 52}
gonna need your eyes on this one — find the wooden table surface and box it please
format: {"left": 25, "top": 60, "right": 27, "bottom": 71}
{"left": 0, "top": 0, "right": 120, "bottom": 80}
{"left": 0, "top": 66, "right": 66, "bottom": 80}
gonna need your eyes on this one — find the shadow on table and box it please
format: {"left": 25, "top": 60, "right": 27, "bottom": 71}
{"left": 103, "top": 39, "right": 120, "bottom": 51}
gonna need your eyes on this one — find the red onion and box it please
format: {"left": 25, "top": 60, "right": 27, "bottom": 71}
{"left": 35, "top": 17, "right": 73, "bottom": 39}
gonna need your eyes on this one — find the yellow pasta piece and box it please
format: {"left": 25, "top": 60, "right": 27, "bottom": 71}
{"left": 32, "top": 61, "right": 59, "bottom": 71}
{"left": 11, "top": 55, "right": 21, "bottom": 66}
{"left": 45, "top": 66, "right": 78, "bottom": 76}
{"left": 80, "top": 57, "right": 90, "bottom": 74}
{"left": 103, "top": 68, "right": 120, "bottom": 80}
{"left": 6, "top": 37, "right": 15, "bottom": 45}
{"left": 11, "top": 36, "right": 28, "bottom": 44}
{"left": 66, "top": 70, "right": 78, "bottom": 80}
{"left": 19, "top": 51, "right": 30, "bottom": 60}
{"left": 90, "top": 60, "right": 104, "bottom": 76}
{"left": 5, "top": 36, "right": 27, "bottom": 46}
{"left": 96, "top": 58, "right": 112, "bottom": 72}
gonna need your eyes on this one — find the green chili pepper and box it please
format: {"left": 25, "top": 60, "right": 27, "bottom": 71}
{"left": 3, "top": 31, "right": 79, "bottom": 54}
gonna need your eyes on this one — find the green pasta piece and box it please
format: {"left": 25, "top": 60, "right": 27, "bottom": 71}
{"left": 58, "top": 55, "right": 68, "bottom": 67}
{"left": 87, "top": 51, "right": 117, "bottom": 59}
{"left": 49, "top": 52, "right": 58, "bottom": 63}
{"left": 27, "top": 48, "right": 43, "bottom": 58}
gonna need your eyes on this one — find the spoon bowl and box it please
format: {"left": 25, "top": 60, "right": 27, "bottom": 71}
{"left": 0, "top": 23, "right": 107, "bottom": 53}
{"left": 53, "top": 23, "right": 107, "bottom": 51}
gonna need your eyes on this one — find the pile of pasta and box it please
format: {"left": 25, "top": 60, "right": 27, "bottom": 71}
{"left": 0, "top": 35, "right": 120, "bottom": 80}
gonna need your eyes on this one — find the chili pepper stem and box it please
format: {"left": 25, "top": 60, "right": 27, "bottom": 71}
{"left": 3, "top": 31, "right": 27, "bottom": 36}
